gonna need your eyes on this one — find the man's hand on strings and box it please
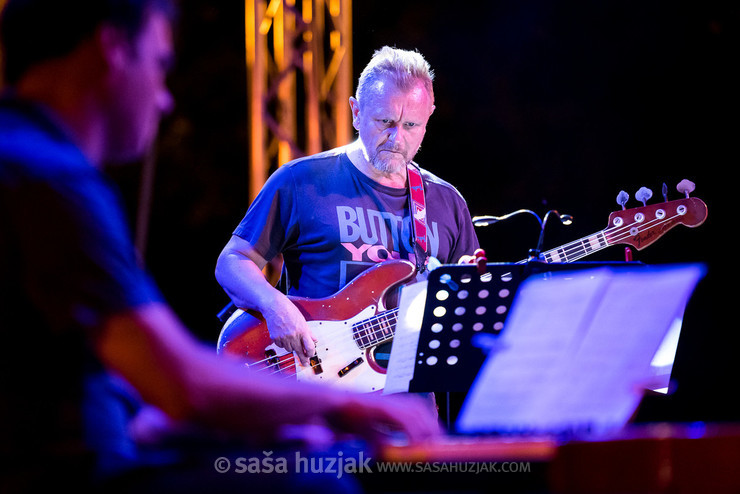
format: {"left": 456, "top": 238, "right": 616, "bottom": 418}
{"left": 262, "top": 296, "right": 317, "bottom": 366}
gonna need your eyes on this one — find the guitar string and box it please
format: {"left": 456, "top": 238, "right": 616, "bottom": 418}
{"left": 545, "top": 221, "right": 629, "bottom": 261}
{"left": 554, "top": 222, "right": 631, "bottom": 261}
{"left": 552, "top": 212, "right": 681, "bottom": 262}
{"left": 246, "top": 354, "right": 310, "bottom": 378}
{"left": 237, "top": 209, "right": 687, "bottom": 377}
{"left": 606, "top": 211, "right": 684, "bottom": 246}
{"left": 257, "top": 355, "right": 353, "bottom": 382}
{"left": 350, "top": 310, "right": 399, "bottom": 348}
{"left": 239, "top": 309, "right": 400, "bottom": 370}
{"left": 243, "top": 310, "right": 403, "bottom": 377}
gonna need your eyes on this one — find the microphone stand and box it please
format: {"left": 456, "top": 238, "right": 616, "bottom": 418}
{"left": 533, "top": 210, "right": 573, "bottom": 259}
{"left": 472, "top": 209, "right": 573, "bottom": 260}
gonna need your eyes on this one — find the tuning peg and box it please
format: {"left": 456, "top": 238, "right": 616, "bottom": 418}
{"left": 662, "top": 183, "right": 668, "bottom": 202}
{"left": 676, "top": 179, "right": 696, "bottom": 198}
{"left": 616, "top": 190, "right": 630, "bottom": 210}
{"left": 635, "top": 186, "right": 653, "bottom": 206}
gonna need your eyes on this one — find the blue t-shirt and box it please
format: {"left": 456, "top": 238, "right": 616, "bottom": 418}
{"left": 233, "top": 147, "right": 480, "bottom": 298}
{"left": 0, "top": 96, "right": 164, "bottom": 486}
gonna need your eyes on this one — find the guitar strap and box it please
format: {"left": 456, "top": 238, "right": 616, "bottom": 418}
{"left": 407, "top": 163, "right": 429, "bottom": 273}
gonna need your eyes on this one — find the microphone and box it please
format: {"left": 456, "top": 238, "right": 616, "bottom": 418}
{"left": 472, "top": 209, "right": 543, "bottom": 227}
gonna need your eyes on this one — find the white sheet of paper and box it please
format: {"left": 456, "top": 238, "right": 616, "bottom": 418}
{"left": 383, "top": 280, "right": 427, "bottom": 394}
{"left": 456, "top": 264, "right": 705, "bottom": 436}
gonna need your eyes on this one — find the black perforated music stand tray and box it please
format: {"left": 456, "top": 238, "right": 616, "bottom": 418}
{"left": 407, "top": 261, "right": 644, "bottom": 393}
{"left": 407, "top": 262, "right": 522, "bottom": 393}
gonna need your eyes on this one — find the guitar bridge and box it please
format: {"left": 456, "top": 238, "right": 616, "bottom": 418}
{"left": 338, "top": 357, "right": 364, "bottom": 378}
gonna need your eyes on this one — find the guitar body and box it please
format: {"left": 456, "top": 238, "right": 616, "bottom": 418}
{"left": 217, "top": 259, "right": 417, "bottom": 392}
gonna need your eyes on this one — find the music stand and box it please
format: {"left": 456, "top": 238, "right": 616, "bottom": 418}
{"left": 406, "top": 262, "right": 523, "bottom": 393}
{"left": 402, "top": 261, "right": 647, "bottom": 394}
{"left": 455, "top": 263, "right": 705, "bottom": 436}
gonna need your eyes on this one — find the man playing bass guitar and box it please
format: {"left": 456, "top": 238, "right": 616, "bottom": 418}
{"left": 215, "top": 47, "right": 480, "bottom": 396}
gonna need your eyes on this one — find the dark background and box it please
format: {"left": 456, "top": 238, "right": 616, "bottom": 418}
{"left": 113, "top": 1, "right": 739, "bottom": 423}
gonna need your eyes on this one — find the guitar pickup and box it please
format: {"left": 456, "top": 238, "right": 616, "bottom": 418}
{"left": 310, "top": 355, "right": 323, "bottom": 375}
{"left": 264, "top": 349, "right": 279, "bottom": 367}
{"left": 338, "top": 357, "right": 364, "bottom": 378}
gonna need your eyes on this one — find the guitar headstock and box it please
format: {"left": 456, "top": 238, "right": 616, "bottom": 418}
{"left": 606, "top": 182, "right": 708, "bottom": 251}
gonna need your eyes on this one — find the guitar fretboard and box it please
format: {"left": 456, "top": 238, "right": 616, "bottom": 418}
{"left": 352, "top": 309, "right": 399, "bottom": 349}
{"left": 537, "top": 230, "right": 611, "bottom": 263}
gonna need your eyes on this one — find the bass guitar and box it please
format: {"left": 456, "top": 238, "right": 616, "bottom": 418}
{"left": 217, "top": 186, "right": 708, "bottom": 392}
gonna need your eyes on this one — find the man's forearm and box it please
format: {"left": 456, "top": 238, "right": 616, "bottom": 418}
{"left": 97, "top": 303, "right": 340, "bottom": 435}
{"left": 215, "top": 248, "right": 284, "bottom": 313}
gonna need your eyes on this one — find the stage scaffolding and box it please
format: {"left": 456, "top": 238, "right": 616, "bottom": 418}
{"left": 245, "top": 0, "right": 353, "bottom": 201}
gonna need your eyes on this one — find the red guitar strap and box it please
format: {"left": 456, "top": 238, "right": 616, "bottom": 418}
{"left": 407, "top": 163, "right": 428, "bottom": 273}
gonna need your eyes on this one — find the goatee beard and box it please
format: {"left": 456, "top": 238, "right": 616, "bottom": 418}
{"left": 370, "top": 149, "right": 407, "bottom": 174}
{"left": 370, "top": 156, "right": 400, "bottom": 173}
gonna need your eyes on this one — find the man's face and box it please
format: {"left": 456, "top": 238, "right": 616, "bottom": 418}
{"left": 351, "top": 76, "right": 434, "bottom": 174}
{"left": 105, "top": 10, "right": 174, "bottom": 163}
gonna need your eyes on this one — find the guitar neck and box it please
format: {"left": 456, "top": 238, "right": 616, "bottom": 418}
{"left": 525, "top": 228, "right": 613, "bottom": 264}
{"left": 353, "top": 307, "right": 399, "bottom": 349}
{"left": 351, "top": 195, "right": 708, "bottom": 349}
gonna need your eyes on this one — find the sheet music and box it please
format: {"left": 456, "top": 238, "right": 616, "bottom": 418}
{"left": 456, "top": 264, "right": 705, "bottom": 436}
{"left": 648, "top": 316, "right": 684, "bottom": 393}
{"left": 383, "top": 280, "right": 427, "bottom": 394}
